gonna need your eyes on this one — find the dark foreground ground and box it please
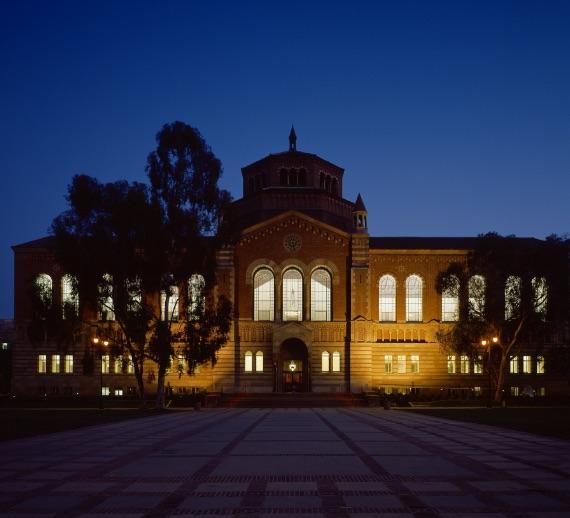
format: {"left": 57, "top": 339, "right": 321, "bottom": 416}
{"left": 1, "top": 408, "right": 569, "bottom": 516}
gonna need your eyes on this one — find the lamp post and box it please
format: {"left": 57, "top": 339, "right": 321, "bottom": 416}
{"left": 481, "top": 336, "right": 498, "bottom": 408}
{"left": 93, "top": 337, "right": 109, "bottom": 410}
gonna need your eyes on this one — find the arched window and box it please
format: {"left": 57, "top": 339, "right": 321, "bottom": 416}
{"left": 244, "top": 351, "right": 253, "bottom": 372}
{"left": 311, "top": 269, "right": 331, "bottom": 321}
{"left": 332, "top": 178, "right": 338, "bottom": 195}
{"left": 99, "top": 273, "right": 115, "bottom": 321}
{"left": 34, "top": 273, "right": 53, "bottom": 307}
{"left": 532, "top": 276, "right": 548, "bottom": 319}
{"left": 254, "top": 268, "right": 274, "bottom": 321}
{"left": 255, "top": 351, "right": 263, "bottom": 372}
{"left": 161, "top": 285, "right": 179, "bottom": 321}
{"left": 441, "top": 275, "right": 459, "bottom": 322}
{"left": 283, "top": 268, "right": 303, "bottom": 321}
{"left": 505, "top": 275, "right": 521, "bottom": 320}
{"left": 188, "top": 274, "right": 205, "bottom": 320}
{"left": 405, "top": 275, "right": 422, "bottom": 322}
{"left": 332, "top": 351, "right": 341, "bottom": 372}
{"left": 379, "top": 275, "right": 396, "bottom": 322}
{"left": 321, "top": 351, "right": 330, "bottom": 372}
{"left": 61, "top": 274, "right": 79, "bottom": 318}
{"left": 468, "top": 275, "right": 485, "bottom": 320}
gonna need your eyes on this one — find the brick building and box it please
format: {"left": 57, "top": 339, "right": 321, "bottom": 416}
{"left": 10, "top": 130, "right": 566, "bottom": 399}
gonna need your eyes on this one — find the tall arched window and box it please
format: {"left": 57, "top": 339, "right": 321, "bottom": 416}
{"left": 505, "top": 275, "right": 521, "bottom": 320}
{"left": 283, "top": 268, "right": 303, "bottom": 321}
{"left": 99, "top": 273, "right": 115, "bottom": 321}
{"left": 379, "top": 274, "right": 396, "bottom": 322}
{"left": 34, "top": 273, "right": 53, "bottom": 307}
{"left": 188, "top": 274, "right": 205, "bottom": 320}
{"left": 61, "top": 274, "right": 79, "bottom": 318}
{"left": 468, "top": 275, "right": 485, "bottom": 320}
{"left": 254, "top": 268, "right": 274, "bottom": 321}
{"left": 405, "top": 275, "right": 422, "bottom": 322}
{"left": 311, "top": 269, "right": 331, "bottom": 321}
{"left": 255, "top": 351, "right": 264, "bottom": 372}
{"left": 532, "top": 276, "right": 548, "bottom": 319}
{"left": 332, "top": 351, "right": 341, "bottom": 372}
{"left": 244, "top": 351, "right": 253, "bottom": 372}
{"left": 161, "top": 285, "right": 179, "bottom": 321}
{"left": 321, "top": 351, "right": 330, "bottom": 372}
{"left": 441, "top": 275, "right": 459, "bottom": 322}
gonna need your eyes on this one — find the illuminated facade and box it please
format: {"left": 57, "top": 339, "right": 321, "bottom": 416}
{"left": 11, "top": 131, "right": 566, "bottom": 398}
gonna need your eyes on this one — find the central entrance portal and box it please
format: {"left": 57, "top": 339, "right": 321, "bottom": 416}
{"left": 280, "top": 338, "right": 309, "bottom": 392}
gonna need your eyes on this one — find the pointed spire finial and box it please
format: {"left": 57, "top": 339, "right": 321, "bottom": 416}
{"left": 289, "top": 125, "right": 297, "bottom": 152}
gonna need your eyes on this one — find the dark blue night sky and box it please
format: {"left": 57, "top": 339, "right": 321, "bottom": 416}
{"left": 1, "top": 0, "right": 569, "bottom": 318}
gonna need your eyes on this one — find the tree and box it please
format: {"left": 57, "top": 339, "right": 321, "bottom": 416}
{"left": 436, "top": 233, "right": 569, "bottom": 404}
{"left": 51, "top": 121, "right": 233, "bottom": 408}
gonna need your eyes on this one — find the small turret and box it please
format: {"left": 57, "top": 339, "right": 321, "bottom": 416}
{"left": 289, "top": 125, "right": 297, "bottom": 152}
{"left": 353, "top": 193, "right": 368, "bottom": 232}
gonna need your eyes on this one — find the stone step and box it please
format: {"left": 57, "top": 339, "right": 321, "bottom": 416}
{"left": 217, "top": 392, "right": 367, "bottom": 408}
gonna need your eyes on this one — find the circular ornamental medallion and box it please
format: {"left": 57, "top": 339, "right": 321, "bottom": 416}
{"left": 283, "top": 233, "right": 302, "bottom": 254}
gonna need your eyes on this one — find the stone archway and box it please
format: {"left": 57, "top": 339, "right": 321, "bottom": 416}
{"left": 279, "top": 338, "right": 309, "bottom": 393}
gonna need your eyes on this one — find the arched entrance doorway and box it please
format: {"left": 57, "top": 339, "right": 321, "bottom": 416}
{"left": 279, "top": 338, "right": 309, "bottom": 392}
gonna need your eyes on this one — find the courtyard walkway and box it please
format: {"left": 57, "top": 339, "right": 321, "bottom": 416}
{"left": 1, "top": 408, "right": 569, "bottom": 517}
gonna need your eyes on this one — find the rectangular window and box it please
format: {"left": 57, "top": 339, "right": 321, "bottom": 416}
{"left": 51, "top": 354, "right": 60, "bottom": 374}
{"left": 101, "top": 386, "right": 110, "bottom": 396}
{"left": 397, "top": 355, "right": 406, "bottom": 374}
{"left": 473, "top": 386, "right": 482, "bottom": 396}
{"left": 474, "top": 355, "right": 483, "bottom": 374}
{"left": 384, "top": 355, "right": 392, "bottom": 374}
{"left": 332, "top": 352, "right": 341, "bottom": 372}
{"left": 510, "top": 386, "right": 519, "bottom": 396}
{"left": 244, "top": 352, "right": 253, "bottom": 372}
{"left": 536, "top": 356, "right": 545, "bottom": 374}
{"left": 537, "top": 387, "right": 546, "bottom": 396}
{"left": 64, "top": 354, "right": 73, "bottom": 374}
{"left": 114, "top": 388, "right": 123, "bottom": 396}
{"left": 114, "top": 357, "right": 122, "bottom": 374}
{"left": 38, "top": 354, "right": 47, "bottom": 374}
{"left": 460, "top": 355, "right": 470, "bottom": 374}
{"left": 447, "top": 355, "right": 456, "bottom": 374}
{"left": 101, "top": 355, "right": 110, "bottom": 374}
{"left": 522, "top": 355, "right": 532, "bottom": 374}
{"left": 127, "top": 355, "right": 135, "bottom": 374}
{"left": 509, "top": 356, "right": 519, "bottom": 374}
{"left": 322, "top": 352, "right": 330, "bottom": 372}
{"left": 410, "top": 355, "right": 419, "bottom": 374}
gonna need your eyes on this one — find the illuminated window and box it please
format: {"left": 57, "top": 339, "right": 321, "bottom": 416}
{"left": 114, "top": 388, "right": 123, "bottom": 396}
{"left": 536, "top": 355, "right": 545, "bottom": 374}
{"left": 447, "top": 355, "right": 456, "bottom": 374}
{"left": 161, "top": 285, "right": 179, "bottom": 321}
{"left": 254, "top": 269, "right": 274, "bottom": 321}
{"left": 410, "top": 355, "right": 420, "bottom": 373}
{"left": 537, "top": 387, "right": 546, "bottom": 396}
{"left": 474, "top": 355, "right": 483, "bottom": 374}
{"left": 405, "top": 275, "right": 422, "bottom": 322}
{"left": 64, "top": 354, "right": 73, "bottom": 374}
{"left": 126, "top": 277, "right": 142, "bottom": 313}
{"left": 311, "top": 269, "right": 331, "bottom": 321}
{"left": 101, "top": 354, "right": 110, "bottom": 374}
{"left": 101, "top": 386, "right": 110, "bottom": 396}
{"left": 114, "top": 357, "right": 122, "bottom": 374}
{"left": 61, "top": 274, "right": 79, "bottom": 318}
{"left": 99, "top": 273, "right": 115, "bottom": 321}
{"left": 460, "top": 355, "right": 470, "bottom": 374}
{"left": 522, "top": 355, "right": 532, "bottom": 374}
{"left": 474, "top": 386, "right": 482, "bottom": 396}
{"left": 505, "top": 275, "right": 521, "bottom": 320}
{"left": 188, "top": 274, "right": 205, "bottom": 320}
{"left": 255, "top": 351, "right": 264, "bottom": 372}
{"left": 510, "top": 386, "right": 519, "bottom": 396}
{"left": 51, "top": 354, "right": 60, "bottom": 374}
{"left": 283, "top": 268, "right": 303, "bottom": 321}
{"left": 35, "top": 273, "right": 53, "bottom": 306}
{"left": 397, "top": 354, "right": 406, "bottom": 374}
{"left": 38, "top": 354, "right": 47, "bottom": 374}
{"left": 441, "top": 275, "right": 459, "bottom": 322}
{"left": 509, "top": 355, "right": 519, "bottom": 374}
{"left": 532, "top": 276, "right": 548, "bottom": 319}
{"left": 321, "top": 351, "right": 330, "bottom": 372}
{"left": 379, "top": 275, "right": 396, "bottom": 321}
{"left": 127, "top": 355, "right": 135, "bottom": 374}
{"left": 468, "top": 275, "right": 485, "bottom": 320}
{"left": 244, "top": 351, "right": 253, "bottom": 372}
{"left": 384, "top": 354, "right": 393, "bottom": 374}
{"left": 332, "top": 351, "right": 341, "bottom": 372}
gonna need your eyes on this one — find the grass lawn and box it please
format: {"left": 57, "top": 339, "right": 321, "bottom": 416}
{"left": 0, "top": 408, "right": 167, "bottom": 442}
{"left": 400, "top": 407, "right": 570, "bottom": 440}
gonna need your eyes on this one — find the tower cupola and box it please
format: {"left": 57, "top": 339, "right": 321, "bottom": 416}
{"left": 353, "top": 193, "right": 368, "bottom": 232}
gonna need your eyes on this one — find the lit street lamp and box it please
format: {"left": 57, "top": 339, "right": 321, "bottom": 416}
{"left": 481, "top": 336, "right": 498, "bottom": 407}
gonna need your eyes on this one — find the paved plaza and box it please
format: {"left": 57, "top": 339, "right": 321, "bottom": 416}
{"left": 1, "top": 408, "right": 570, "bottom": 517}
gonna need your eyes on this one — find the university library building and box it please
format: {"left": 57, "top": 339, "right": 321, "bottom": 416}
{"left": 10, "top": 132, "right": 567, "bottom": 400}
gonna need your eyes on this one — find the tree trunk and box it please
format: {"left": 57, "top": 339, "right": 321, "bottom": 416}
{"left": 494, "top": 351, "right": 508, "bottom": 404}
{"left": 155, "top": 365, "right": 166, "bottom": 409}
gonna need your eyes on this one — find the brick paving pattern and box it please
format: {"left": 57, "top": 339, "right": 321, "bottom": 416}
{"left": 1, "top": 408, "right": 569, "bottom": 517}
